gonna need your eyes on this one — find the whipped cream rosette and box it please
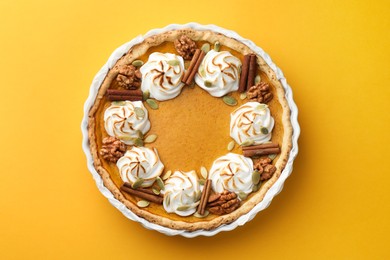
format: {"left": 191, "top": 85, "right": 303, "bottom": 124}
{"left": 195, "top": 50, "right": 241, "bottom": 97}
{"left": 162, "top": 170, "right": 201, "bottom": 216}
{"left": 104, "top": 101, "right": 150, "bottom": 145}
{"left": 140, "top": 52, "right": 185, "bottom": 101}
{"left": 117, "top": 146, "right": 164, "bottom": 188}
{"left": 230, "top": 102, "right": 274, "bottom": 145}
{"left": 209, "top": 153, "right": 254, "bottom": 196}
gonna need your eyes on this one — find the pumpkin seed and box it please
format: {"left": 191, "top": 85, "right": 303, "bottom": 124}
{"left": 194, "top": 210, "right": 209, "bottom": 218}
{"left": 201, "top": 43, "right": 210, "bottom": 53}
{"left": 134, "top": 107, "right": 145, "bottom": 118}
{"left": 132, "top": 60, "right": 144, "bottom": 67}
{"left": 142, "top": 90, "right": 150, "bottom": 101}
{"left": 256, "top": 104, "right": 268, "bottom": 111}
{"left": 167, "top": 59, "right": 180, "bottom": 66}
{"left": 239, "top": 92, "right": 247, "bottom": 100}
{"left": 199, "top": 65, "right": 206, "bottom": 77}
{"left": 260, "top": 127, "right": 269, "bottom": 135}
{"left": 118, "top": 135, "right": 134, "bottom": 141}
{"left": 240, "top": 139, "right": 254, "bottom": 147}
{"left": 198, "top": 179, "right": 205, "bottom": 185}
{"left": 177, "top": 205, "right": 190, "bottom": 211}
{"left": 252, "top": 183, "right": 261, "bottom": 192}
{"left": 152, "top": 188, "right": 160, "bottom": 195}
{"left": 200, "top": 166, "right": 208, "bottom": 179}
{"left": 188, "top": 81, "right": 195, "bottom": 88}
{"left": 136, "top": 130, "right": 143, "bottom": 139}
{"left": 196, "top": 191, "right": 202, "bottom": 201}
{"left": 144, "top": 134, "right": 157, "bottom": 144}
{"left": 132, "top": 178, "right": 144, "bottom": 189}
{"left": 227, "top": 140, "right": 235, "bottom": 151}
{"left": 223, "top": 96, "right": 237, "bottom": 106}
{"left": 252, "top": 170, "right": 261, "bottom": 185}
{"left": 164, "top": 195, "right": 170, "bottom": 206}
{"left": 268, "top": 154, "right": 277, "bottom": 160}
{"left": 112, "top": 101, "right": 126, "bottom": 106}
{"left": 162, "top": 170, "right": 172, "bottom": 180}
{"left": 156, "top": 177, "right": 165, "bottom": 190}
{"left": 136, "top": 200, "right": 149, "bottom": 208}
{"left": 255, "top": 75, "right": 261, "bottom": 84}
{"left": 214, "top": 41, "right": 221, "bottom": 52}
{"left": 146, "top": 99, "right": 159, "bottom": 110}
{"left": 204, "top": 80, "right": 213, "bottom": 87}
{"left": 238, "top": 192, "right": 248, "bottom": 201}
{"left": 134, "top": 137, "right": 144, "bottom": 147}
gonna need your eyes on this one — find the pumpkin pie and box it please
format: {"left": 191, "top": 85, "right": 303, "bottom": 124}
{"left": 85, "top": 25, "right": 295, "bottom": 233}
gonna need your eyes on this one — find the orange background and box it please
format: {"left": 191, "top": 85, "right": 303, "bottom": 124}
{"left": 0, "top": 0, "right": 389, "bottom": 259}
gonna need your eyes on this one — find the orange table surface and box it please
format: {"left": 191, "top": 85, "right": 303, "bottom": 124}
{"left": 0, "top": 0, "right": 389, "bottom": 259}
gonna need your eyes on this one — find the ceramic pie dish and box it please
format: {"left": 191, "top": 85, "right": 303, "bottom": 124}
{"left": 81, "top": 23, "right": 300, "bottom": 237}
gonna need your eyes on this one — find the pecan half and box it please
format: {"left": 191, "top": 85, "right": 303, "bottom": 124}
{"left": 100, "top": 136, "right": 126, "bottom": 163}
{"left": 208, "top": 190, "right": 240, "bottom": 215}
{"left": 254, "top": 157, "right": 277, "bottom": 181}
{"left": 174, "top": 35, "right": 197, "bottom": 60}
{"left": 247, "top": 82, "right": 273, "bottom": 103}
{"left": 116, "top": 64, "right": 142, "bottom": 89}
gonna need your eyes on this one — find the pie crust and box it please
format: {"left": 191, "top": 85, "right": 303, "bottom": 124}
{"left": 86, "top": 27, "right": 294, "bottom": 232}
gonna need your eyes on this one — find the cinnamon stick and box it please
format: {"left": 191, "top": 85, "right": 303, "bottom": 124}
{"left": 106, "top": 89, "right": 143, "bottom": 101}
{"left": 123, "top": 182, "right": 163, "bottom": 197}
{"left": 246, "top": 54, "right": 257, "bottom": 90}
{"left": 120, "top": 185, "right": 163, "bottom": 204}
{"left": 182, "top": 49, "right": 201, "bottom": 83}
{"left": 242, "top": 142, "right": 279, "bottom": 151}
{"left": 197, "top": 179, "right": 212, "bottom": 215}
{"left": 238, "top": 54, "right": 251, "bottom": 92}
{"left": 107, "top": 95, "right": 143, "bottom": 101}
{"left": 107, "top": 89, "right": 142, "bottom": 96}
{"left": 242, "top": 147, "right": 281, "bottom": 158}
{"left": 185, "top": 50, "right": 206, "bottom": 85}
